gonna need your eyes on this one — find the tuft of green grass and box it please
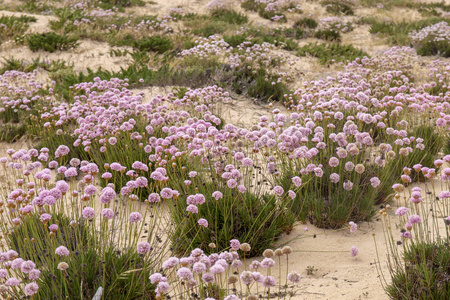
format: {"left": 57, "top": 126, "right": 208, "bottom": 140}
{"left": 369, "top": 17, "right": 446, "bottom": 46}
{"left": 294, "top": 17, "right": 318, "bottom": 29}
{"left": 314, "top": 29, "right": 341, "bottom": 41}
{"left": 211, "top": 9, "right": 248, "bottom": 25}
{"left": 97, "top": 0, "right": 145, "bottom": 10}
{"left": 171, "top": 181, "right": 295, "bottom": 257}
{"left": 0, "top": 15, "right": 37, "bottom": 42}
{"left": 321, "top": 0, "right": 354, "bottom": 16}
{"left": 296, "top": 43, "right": 369, "bottom": 65}
{"left": 416, "top": 40, "right": 450, "bottom": 57}
{"left": 132, "top": 36, "right": 174, "bottom": 54}
{"left": 25, "top": 32, "right": 79, "bottom": 53}
{"left": 386, "top": 241, "right": 450, "bottom": 299}
{"left": 0, "top": 123, "right": 27, "bottom": 143}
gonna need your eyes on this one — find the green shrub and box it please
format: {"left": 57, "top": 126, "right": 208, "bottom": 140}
{"left": 224, "top": 34, "right": 248, "bottom": 47}
{"left": 321, "top": 0, "right": 354, "bottom": 15}
{"left": 9, "top": 213, "right": 155, "bottom": 299}
{"left": 0, "top": 123, "right": 27, "bottom": 142}
{"left": 241, "top": 0, "right": 260, "bottom": 11}
{"left": 171, "top": 181, "right": 295, "bottom": 257}
{"left": 294, "top": 17, "right": 318, "bottom": 29}
{"left": 314, "top": 29, "right": 341, "bottom": 41}
{"left": 296, "top": 43, "right": 369, "bottom": 64}
{"left": 97, "top": 0, "right": 145, "bottom": 9}
{"left": 0, "top": 15, "right": 37, "bottom": 42}
{"left": 231, "top": 67, "right": 290, "bottom": 102}
{"left": 132, "top": 36, "right": 174, "bottom": 54}
{"left": 258, "top": 8, "right": 286, "bottom": 22}
{"left": 369, "top": 18, "right": 446, "bottom": 46}
{"left": 25, "top": 32, "right": 79, "bottom": 53}
{"left": 416, "top": 40, "right": 450, "bottom": 57}
{"left": 386, "top": 241, "right": 450, "bottom": 299}
{"left": 211, "top": 9, "right": 248, "bottom": 25}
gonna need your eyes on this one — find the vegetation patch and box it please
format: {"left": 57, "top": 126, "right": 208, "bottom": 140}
{"left": 296, "top": 43, "right": 369, "bottom": 65}
{"left": 25, "top": 32, "right": 79, "bottom": 53}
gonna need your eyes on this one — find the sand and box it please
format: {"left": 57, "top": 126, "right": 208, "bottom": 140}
{"left": 1, "top": 0, "right": 450, "bottom": 299}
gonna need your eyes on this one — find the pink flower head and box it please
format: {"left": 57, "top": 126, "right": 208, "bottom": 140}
{"left": 186, "top": 204, "right": 198, "bottom": 214}
{"left": 230, "top": 239, "right": 240, "bottom": 251}
{"left": 198, "top": 218, "right": 208, "bottom": 227}
{"left": 101, "top": 208, "right": 114, "bottom": 219}
{"left": 128, "top": 212, "right": 142, "bottom": 223}
{"left": 273, "top": 186, "right": 284, "bottom": 196}
{"left": 408, "top": 214, "right": 421, "bottom": 224}
{"left": 395, "top": 207, "right": 408, "bottom": 216}
{"left": 287, "top": 271, "right": 301, "bottom": 283}
{"left": 137, "top": 242, "right": 151, "bottom": 254}
{"left": 82, "top": 207, "right": 95, "bottom": 219}
{"left": 212, "top": 191, "right": 223, "bottom": 200}
{"left": 55, "top": 246, "right": 69, "bottom": 257}
{"left": 349, "top": 221, "right": 357, "bottom": 233}
{"left": 292, "top": 176, "right": 302, "bottom": 187}
{"left": 350, "top": 246, "right": 359, "bottom": 257}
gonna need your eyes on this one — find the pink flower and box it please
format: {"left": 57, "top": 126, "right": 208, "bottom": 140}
{"left": 24, "top": 282, "right": 39, "bottom": 295}
{"left": 230, "top": 239, "right": 240, "bottom": 251}
{"left": 350, "top": 246, "right": 359, "bottom": 257}
{"left": 212, "top": 191, "right": 223, "bottom": 200}
{"left": 395, "top": 207, "right": 408, "bottom": 216}
{"left": 101, "top": 208, "right": 114, "bottom": 219}
{"left": 198, "top": 218, "right": 208, "bottom": 227}
{"left": 273, "top": 186, "right": 284, "bottom": 196}
{"left": 262, "top": 276, "right": 275, "bottom": 287}
{"left": 291, "top": 176, "right": 301, "bottom": 187}
{"left": 55, "top": 246, "right": 69, "bottom": 257}
{"left": 349, "top": 221, "right": 357, "bottom": 233}
{"left": 82, "top": 207, "right": 95, "bottom": 219}
{"left": 128, "top": 212, "right": 142, "bottom": 223}
{"left": 370, "top": 177, "right": 380, "bottom": 188}
{"left": 177, "top": 267, "right": 193, "bottom": 280}
{"left": 137, "top": 242, "right": 151, "bottom": 254}
{"left": 408, "top": 214, "right": 421, "bottom": 224}
{"left": 287, "top": 271, "right": 301, "bottom": 283}
{"left": 187, "top": 204, "right": 198, "bottom": 214}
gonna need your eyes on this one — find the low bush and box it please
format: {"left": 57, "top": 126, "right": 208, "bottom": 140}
{"left": 297, "top": 43, "right": 369, "bottom": 64}
{"left": 314, "top": 29, "right": 341, "bottom": 41}
{"left": 0, "top": 15, "right": 37, "bottom": 42}
{"left": 321, "top": 0, "right": 354, "bottom": 15}
{"left": 171, "top": 181, "right": 295, "bottom": 257}
{"left": 211, "top": 9, "right": 248, "bottom": 25}
{"left": 294, "top": 17, "right": 318, "bottom": 29}
{"left": 369, "top": 18, "right": 446, "bottom": 46}
{"left": 25, "top": 32, "right": 79, "bottom": 53}
{"left": 132, "top": 36, "right": 174, "bottom": 54}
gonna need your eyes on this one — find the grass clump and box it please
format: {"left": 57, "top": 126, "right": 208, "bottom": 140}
{"left": 132, "top": 36, "right": 174, "bottom": 54}
{"left": 25, "top": 32, "right": 79, "bottom": 53}
{"left": 231, "top": 67, "right": 291, "bottom": 102}
{"left": 211, "top": 9, "right": 248, "bottom": 25}
{"left": 296, "top": 43, "right": 369, "bottom": 65}
{"left": 321, "top": 0, "right": 354, "bottom": 15}
{"left": 97, "top": 0, "right": 145, "bottom": 10}
{"left": 0, "top": 15, "right": 37, "bottom": 42}
{"left": 369, "top": 18, "right": 446, "bottom": 46}
{"left": 171, "top": 181, "right": 295, "bottom": 257}
{"left": 294, "top": 17, "right": 318, "bottom": 29}
{"left": 314, "top": 29, "right": 341, "bottom": 41}
{"left": 386, "top": 241, "right": 450, "bottom": 300}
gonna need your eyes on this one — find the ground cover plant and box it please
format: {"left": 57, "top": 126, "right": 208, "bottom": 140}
{"left": 0, "top": 15, "right": 36, "bottom": 43}
{"left": 296, "top": 43, "right": 369, "bottom": 64}
{"left": 2, "top": 0, "right": 450, "bottom": 298}
{"left": 25, "top": 32, "right": 79, "bottom": 53}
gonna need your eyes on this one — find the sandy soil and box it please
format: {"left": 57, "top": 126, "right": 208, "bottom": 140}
{"left": 1, "top": 0, "right": 450, "bottom": 299}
